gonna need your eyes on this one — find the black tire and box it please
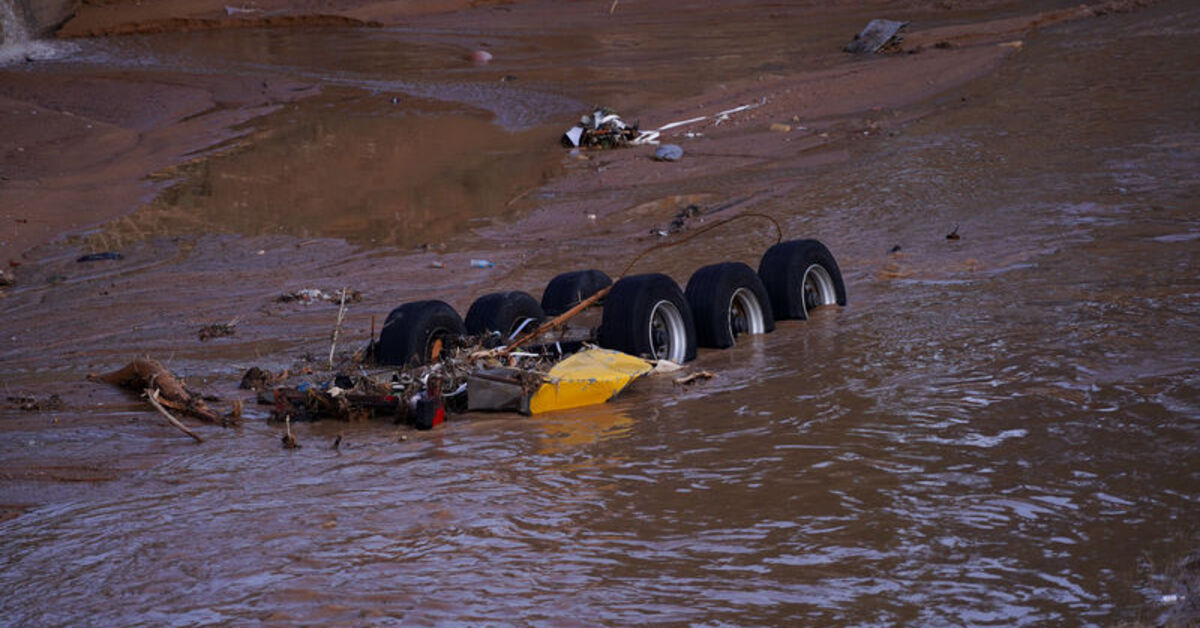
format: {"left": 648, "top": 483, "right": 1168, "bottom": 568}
{"left": 541, "top": 269, "right": 613, "bottom": 316}
{"left": 376, "top": 300, "right": 466, "bottom": 366}
{"left": 758, "top": 239, "right": 847, "bottom": 321}
{"left": 464, "top": 291, "right": 545, "bottom": 338}
{"left": 599, "top": 273, "right": 697, "bottom": 362}
{"left": 685, "top": 262, "right": 775, "bottom": 349}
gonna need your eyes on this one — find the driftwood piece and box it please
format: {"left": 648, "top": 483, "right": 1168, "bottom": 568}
{"left": 145, "top": 388, "right": 205, "bottom": 443}
{"left": 675, "top": 371, "right": 716, "bottom": 386}
{"left": 89, "top": 358, "right": 233, "bottom": 426}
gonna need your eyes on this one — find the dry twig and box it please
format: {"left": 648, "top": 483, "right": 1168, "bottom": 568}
{"left": 328, "top": 287, "right": 349, "bottom": 369}
{"left": 145, "top": 388, "right": 205, "bottom": 443}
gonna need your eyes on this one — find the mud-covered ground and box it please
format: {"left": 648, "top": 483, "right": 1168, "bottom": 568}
{"left": 2, "top": 0, "right": 1198, "bottom": 624}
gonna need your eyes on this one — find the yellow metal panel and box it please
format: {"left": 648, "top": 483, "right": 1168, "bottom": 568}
{"left": 528, "top": 349, "right": 653, "bottom": 414}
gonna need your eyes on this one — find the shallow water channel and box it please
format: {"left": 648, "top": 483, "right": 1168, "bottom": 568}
{"left": 2, "top": 2, "right": 1199, "bottom": 625}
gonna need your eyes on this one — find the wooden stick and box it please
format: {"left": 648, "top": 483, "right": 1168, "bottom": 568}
{"left": 145, "top": 388, "right": 205, "bottom": 443}
{"left": 328, "top": 287, "right": 348, "bottom": 369}
{"left": 91, "top": 358, "right": 225, "bottom": 424}
{"left": 501, "top": 284, "right": 612, "bottom": 355}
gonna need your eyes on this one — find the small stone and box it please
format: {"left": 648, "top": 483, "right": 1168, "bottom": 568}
{"left": 654, "top": 144, "right": 684, "bottom": 161}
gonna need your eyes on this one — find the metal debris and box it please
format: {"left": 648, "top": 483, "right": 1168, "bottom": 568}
{"left": 562, "top": 107, "right": 640, "bottom": 148}
{"left": 844, "top": 19, "right": 909, "bottom": 54}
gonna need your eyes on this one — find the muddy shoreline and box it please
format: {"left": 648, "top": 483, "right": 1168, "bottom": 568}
{"left": 3, "top": 0, "right": 1133, "bottom": 261}
{"left": 0, "top": 0, "right": 1164, "bottom": 529}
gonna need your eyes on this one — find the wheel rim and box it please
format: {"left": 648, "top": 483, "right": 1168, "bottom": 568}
{"left": 727, "top": 287, "right": 766, "bottom": 340}
{"left": 647, "top": 299, "right": 687, "bottom": 363}
{"left": 801, "top": 264, "right": 837, "bottom": 315}
{"left": 426, "top": 328, "right": 450, "bottom": 362}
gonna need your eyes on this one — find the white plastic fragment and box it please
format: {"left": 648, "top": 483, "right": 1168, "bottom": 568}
{"left": 652, "top": 360, "right": 683, "bottom": 373}
{"left": 657, "top": 115, "right": 708, "bottom": 131}
{"left": 631, "top": 130, "right": 660, "bottom": 145}
{"left": 564, "top": 126, "right": 584, "bottom": 147}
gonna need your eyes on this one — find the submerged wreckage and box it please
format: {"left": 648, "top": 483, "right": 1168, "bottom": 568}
{"left": 268, "top": 234, "right": 847, "bottom": 430}
{"left": 89, "top": 223, "right": 846, "bottom": 438}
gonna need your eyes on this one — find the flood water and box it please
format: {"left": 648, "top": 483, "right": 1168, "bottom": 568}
{"left": 2, "top": 2, "right": 1199, "bottom": 626}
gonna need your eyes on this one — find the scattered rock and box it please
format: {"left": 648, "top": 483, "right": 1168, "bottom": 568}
{"left": 239, "top": 366, "right": 281, "bottom": 391}
{"left": 5, "top": 394, "right": 63, "bottom": 412}
{"left": 198, "top": 319, "right": 238, "bottom": 341}
{"left": 654, "top": 144, "right": 684, "bottom": 161}
{"left": 668, "top": 204, "right": 702, "bottom": 234}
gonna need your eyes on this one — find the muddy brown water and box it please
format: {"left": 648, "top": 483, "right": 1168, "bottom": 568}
{"left": 2, "top": 2, "right": 1199, "bottom": 625}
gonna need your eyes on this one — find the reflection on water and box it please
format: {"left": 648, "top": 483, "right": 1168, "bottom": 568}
{"left": 2, "top": 2, "right": 1200, "bottom": 626}
{"left": 94, "top": 88, "right": 565, "bottom": 249}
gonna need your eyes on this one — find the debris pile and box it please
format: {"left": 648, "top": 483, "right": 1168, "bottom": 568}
{"left": 198, "top": 318, "right": 238, "bottom": 341}
{"left": 844, "top": 19, "right": 909, "bottom": 54}
{"left": 277, "top": 288, "right": 362, "bottom": 305}
{"left": 89, "top": 358, "right": 235, "bottom": 427}
{"left": 651, "top": 203, "right": 705, "bottom": 237}
{"left": 268, "top": 335, "right": 563, "bottom": 429}
{"left": 5, "top": 393, "right": 63, "bottom": 412}
{"left": 562, "top": 107, "right": 640, "bottom": 148}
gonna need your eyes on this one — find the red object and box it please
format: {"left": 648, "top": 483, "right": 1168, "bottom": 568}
{"left": 428, "top": 380, "right": 444, "bottom": 427}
